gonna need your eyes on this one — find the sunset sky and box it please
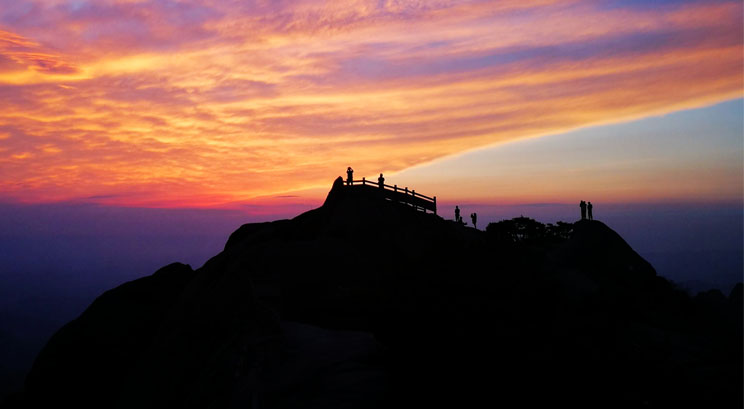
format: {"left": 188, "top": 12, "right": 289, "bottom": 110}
{"left": 1, "top": 0, "right": 741, "bottom": 208}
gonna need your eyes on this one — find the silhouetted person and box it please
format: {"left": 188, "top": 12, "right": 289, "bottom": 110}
{"left": 346, "top": 167, "right": 353, "bottom": 186}
{"left": 579, "top": 200, "right": 586, "bottom": 220}
{"left": 378, "top": 173, "right": 385, "bottom": 188}
{"left": 587, "top": 201, "right": 593, "bottom": 220}
{"left": 471, "top": 213, "right": 477, "bottom": 229}
{"left": 455, "top": 206, "right": 460, "bottom": 223}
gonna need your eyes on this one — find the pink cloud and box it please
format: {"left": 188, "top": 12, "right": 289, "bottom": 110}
{"left": 0, "top": 0, "right": 740, "bottom": 206}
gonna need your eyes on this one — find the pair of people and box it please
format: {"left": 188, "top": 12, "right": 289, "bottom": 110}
{"left": 346, "top": 167, "right": 385, "bottom": 188}
{"left": 454, "top": 206, "right": 477, "bottom": 228}
{"left": 579, "top": 200, "right": 593, "bottom": 220}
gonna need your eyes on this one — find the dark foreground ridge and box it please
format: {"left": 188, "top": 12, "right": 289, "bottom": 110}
{"left": 5, "top": 179, "right": 742, "bottom": 409}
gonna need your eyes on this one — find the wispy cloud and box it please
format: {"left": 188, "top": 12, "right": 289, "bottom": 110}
{"left": 0, "top": 0, "right": 740, "bottom": 206}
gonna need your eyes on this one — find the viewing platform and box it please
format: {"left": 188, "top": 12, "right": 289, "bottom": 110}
{"left": 346, "top": 177, "right": 436, "bottom": 214}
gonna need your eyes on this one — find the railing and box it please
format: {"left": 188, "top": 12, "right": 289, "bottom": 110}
{"left": 345, "top": 177, "right": 437, "bottom": 214}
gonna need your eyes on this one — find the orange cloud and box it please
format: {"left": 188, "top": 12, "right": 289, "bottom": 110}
{"left": 0, "top": 29, "right": 80, "bottom": 79}
{"left": 0, "top": 0, "right": 741, "bottom": 206}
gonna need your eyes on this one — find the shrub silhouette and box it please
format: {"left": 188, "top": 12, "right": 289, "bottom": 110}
{"left": 486, "top": 216, "right": 573, "bottom": 244}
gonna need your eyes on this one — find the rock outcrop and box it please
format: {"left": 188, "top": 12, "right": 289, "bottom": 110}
{"left": 9, "top": 180, "right": 742, "bottom": 409}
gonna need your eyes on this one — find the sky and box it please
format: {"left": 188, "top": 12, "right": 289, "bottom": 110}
{"left": 397, "top": 99, "right": 743, "bottom": 205}
{"left": 0, "top": 0, "right": 742, "bottom": 393}
{"left": 0, "top": 0, "right": 742, "bottom": 207}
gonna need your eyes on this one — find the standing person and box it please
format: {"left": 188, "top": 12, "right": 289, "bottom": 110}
{"left": 346, "top": 167, "right": 354, "bottom": 185}
{"left": 378, "top": 173, "right": 385, "bottom": 188}
{"left": 471, "top": 213, "right": 477, "bottom": 229}
{"left": 455, "top": 206, "right": 461, "bottom": 223}
{"left": 587, "top": 202, "right": 593, "bottom": 220}
{"left": 579, "top": 200, "right": 586, "bottom": 220}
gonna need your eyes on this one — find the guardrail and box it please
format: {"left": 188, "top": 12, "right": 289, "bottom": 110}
{"left": 346, "top": 177, "right": 436, "bottom": 214}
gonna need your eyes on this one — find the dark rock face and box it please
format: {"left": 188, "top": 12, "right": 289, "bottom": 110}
{"left": 10, "top": 180, "right": 743, "bottom": 409}
{"left": 22, "top": 262, "right": 195, "bottom": 408}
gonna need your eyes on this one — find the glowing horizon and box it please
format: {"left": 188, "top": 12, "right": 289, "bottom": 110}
{"left": 1, "top": 0, "right": 742, "bottom": 207}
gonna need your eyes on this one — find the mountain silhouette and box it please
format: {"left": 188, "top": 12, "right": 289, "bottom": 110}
{"left": 5, "top": 177, "right": 742, "bottom": 408}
